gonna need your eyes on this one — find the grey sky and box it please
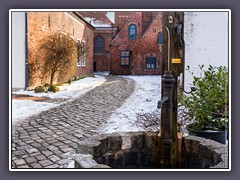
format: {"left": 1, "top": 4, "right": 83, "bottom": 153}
{"left": 106, "top": 12, "right": 115, "bottom": 23}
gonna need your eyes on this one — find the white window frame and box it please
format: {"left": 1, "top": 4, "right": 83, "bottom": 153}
{"left": 81, "top": 41, "right": 86, "bottom": 67}
{"left": 77, "top": 39, "right": 81, "bottom": 67}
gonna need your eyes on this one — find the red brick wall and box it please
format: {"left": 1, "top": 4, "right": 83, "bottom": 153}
{"left": 114, "top": 12, "right": 133, "bottom": 31}
{"left": 93, "top": 29, "right": 116, "bottom": 71}
{"left": 27, "top": 12, "right": 94, "bottom": 88}
{"left": 131, "top": 12, "right": 163, "bottom": 75}
{"left": 110, "top": 12, "right": 143, "bottom": 75}
{"left": 142, "top": 12, "right": 153, "bottom": 35}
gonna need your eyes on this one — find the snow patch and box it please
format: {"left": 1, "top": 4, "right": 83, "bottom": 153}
{"left": 100, "top": 75, "right": 161, "bottom": 133}
{"left": 12, "top": 75, "right": 106, "bottom": 124}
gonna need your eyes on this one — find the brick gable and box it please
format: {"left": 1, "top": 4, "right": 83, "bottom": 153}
{"left": 131, "top": 12, "right": 163, "bottom": 75}
{"left": 110, "top": 12, "right": 143, "bottom": 75}
{"left": 109, "top": 12, "right": 162, "bottom": 75}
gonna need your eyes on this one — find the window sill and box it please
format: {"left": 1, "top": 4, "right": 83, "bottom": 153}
{"left": 94, "top": 53, "right": 105, "bottom": 56}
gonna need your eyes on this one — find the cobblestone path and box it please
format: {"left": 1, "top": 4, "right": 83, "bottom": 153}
{"left": 11, "top": 75, "right": 135, "bottom": 168}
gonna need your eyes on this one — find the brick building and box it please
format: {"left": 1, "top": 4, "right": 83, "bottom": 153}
{"left": 78, "top": 12, "right": 118, "bottom": 71}
{"left": 131, "top": 12, "right": 163, "bottom": 75}
{"left": 27, "top": 12, "right": 94, "bottom": 88}
{"left": 110, "top": 12, "right": 163, "bottom": 75}
{"left": 79, "top": 11, "right": 163, "bottom": 75}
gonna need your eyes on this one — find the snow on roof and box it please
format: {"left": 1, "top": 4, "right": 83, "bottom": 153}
{"left": 78, "top": 12, "right": 113, "bottom": 27}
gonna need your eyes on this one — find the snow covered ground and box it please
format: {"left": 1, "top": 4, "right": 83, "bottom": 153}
{"left": 100, "top": 75, "right": 161, "bottom": 133}
{"left": 11, "top": 73, "right": 162, "bottom": 134}
{"left": 12, "top": 74, "right": 107, "bottom": 124}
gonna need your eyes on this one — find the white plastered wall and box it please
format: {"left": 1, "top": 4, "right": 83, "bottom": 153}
{"left": 184, "top": 12, "right": 229, "bottom": 91}
{"left": 12, "top": 12, "right": 26, "bottom": 90}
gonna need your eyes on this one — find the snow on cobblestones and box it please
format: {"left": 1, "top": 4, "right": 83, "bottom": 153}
{"left": 101, "top": 75, "right": 161, "bottom": 133}
{"left": 12, "top": 75, "right": 106, "bottom": 123}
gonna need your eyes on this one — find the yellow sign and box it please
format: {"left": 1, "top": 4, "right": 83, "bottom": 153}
{"left": 171, "top": 58, "right": 181, "bottom": 64}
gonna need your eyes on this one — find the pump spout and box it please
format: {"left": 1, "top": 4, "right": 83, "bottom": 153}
{"left": 157, "top": 95, "right": 169, "bottom": 109}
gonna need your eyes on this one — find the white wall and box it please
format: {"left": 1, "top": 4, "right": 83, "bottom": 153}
{"left": 12, "top": 12, "right": 26, "bottom": 90}
{"left": 184, "top": 12, "right": 229, "bottom": 91}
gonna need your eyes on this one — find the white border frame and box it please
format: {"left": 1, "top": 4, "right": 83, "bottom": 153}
{"left": 9, "top": 9, "right": 231, "bottom": 172}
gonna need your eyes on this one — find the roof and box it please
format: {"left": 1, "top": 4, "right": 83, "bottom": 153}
{"left": 77, "top": 12, "right": 113, "bottom": 27}
{"left": 72, "top": 12, "right": 95, "bottom": 29}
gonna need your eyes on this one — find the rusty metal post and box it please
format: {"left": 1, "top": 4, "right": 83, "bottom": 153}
{"left": 159, "top": 12, "right": 184, "bottom": 168}
{"left": 161, "top": 71, "right": 175, "bottom": 167}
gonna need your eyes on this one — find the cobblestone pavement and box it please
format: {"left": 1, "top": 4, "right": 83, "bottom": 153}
{"left": 11, "top": 75, "right": 135, "bottom": 169}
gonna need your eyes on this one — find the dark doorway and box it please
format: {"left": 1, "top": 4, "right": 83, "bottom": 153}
{"left": 93, "top": 61, "right": 97, "bottom": 72}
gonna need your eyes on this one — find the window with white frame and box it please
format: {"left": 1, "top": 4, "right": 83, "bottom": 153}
{"left": 81, "top": 41, "right": 86, "bottom": 67}
{"left": 77, "top": 40, "right": 81, "bottom": 66}
{"left": 145, "top": 57, "right": 157, "bottom": 69}
{"left": 77, "top": 40, "right": 86, "bottom": 67}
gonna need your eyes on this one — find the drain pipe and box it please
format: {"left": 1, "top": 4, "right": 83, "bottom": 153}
{"left": 165, "top": 25, "right": 171, "bottom": 71}
{"left": 25, "top": 12, "right": 29, "bottom": 90}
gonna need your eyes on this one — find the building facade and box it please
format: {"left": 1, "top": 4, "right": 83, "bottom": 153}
{"left": 110, "top": 12, "right": 163, "bottom": 75}
{"left": 80, "top": 11, "right": 163, "bottom": 75}
{"left": 27, "top": 12, "right": 94, "bottom": 88}
{"left": 78, "top": 12, "right": 118, "bottom": 72}
{"left": 12, "top": 12, "right": 26, "bottom": 91}
{"left": 12, "top": 11, "right": 95, "bottom": 90}
{"left": 183, "top": 12, "right": 229, "bottom": 91}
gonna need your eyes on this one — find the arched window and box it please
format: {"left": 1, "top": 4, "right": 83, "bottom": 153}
{"left": 158, "top": 32, "right": 163, "bottom": 44}
{"left": 94, "top": 36, "right": 104, "bottom": 54}
{"left": 128, "top": 24, "right": 137, "bottom": 39}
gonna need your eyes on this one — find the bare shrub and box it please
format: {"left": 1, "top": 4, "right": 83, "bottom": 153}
{"left": 35, "top": 32, "right": 78, "bottom": 86}
{"left": 136, "top": 110, "right": 160, "bottom": 131}
{"left": 135, "top": 105, "right": 193, "bottom": 133}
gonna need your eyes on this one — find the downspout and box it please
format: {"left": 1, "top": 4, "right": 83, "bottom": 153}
{"left": 25, "top": 12, "right": 29, "bottom": 90}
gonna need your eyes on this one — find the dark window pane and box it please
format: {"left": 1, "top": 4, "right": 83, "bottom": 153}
{"left": 94, "top": 36, "right": 104, "bottom": 54}
{"left": 145, "top": 57, "right": 157, "bottom": 69}
{"left": 128, "top": 24, "right": 137, "bottom": 39}
{"left": 120, "top": 50, "right": 130, "bottom": 65}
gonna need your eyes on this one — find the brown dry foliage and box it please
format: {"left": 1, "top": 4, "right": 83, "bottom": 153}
{"left": 135, "top": 105, "right": 193, "bottom": 132}
{"left": 34, "top": 32, "right": 78, "bottom": 85}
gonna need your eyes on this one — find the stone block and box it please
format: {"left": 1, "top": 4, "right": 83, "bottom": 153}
{"left": 76, "top": 138, "right": 100, "bottom": 155}
{"left": 143, "top": 131, "right": 157, "bottom": 150}
{"left": 92, "top": 134, "right": 109, "bottom": 157}
{"left": 74, "top": 153, "right": 109, "bottom": 168}
{"left": 107, "top": 133, "right": 122, "bottom": 151}
{"left": 103, "top": 152, "right": 116, "bottom": 168}
{"left": 119, "top": 132, "right": 132, "bottom": 150}
{"left": 115, "top": 151, "right": 124, "bottom": 168}
{"left": 123, "top": 149, "right": 138, "bottom": 166}
{"left": 25, "top": 157, "right": 37, "bottom": 164}
{"left": 130, "top": 132, "right": 143, "bottom": 149}
{"left": 39, "top": 159, "right": 53, "bottom": 167}
{"left": 14, "top": 159, "right": 26, "bottom": 166}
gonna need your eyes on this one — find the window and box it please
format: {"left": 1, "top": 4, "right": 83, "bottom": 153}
{"left": 145, "top": 57, "right": 157, "bottom": 69}
{"left": 128, "top": 24, "right": 137, "bottom": 39}
{"left": 94, "top": 36, "right": 104, "bottom": 54}
{"left": 120, "top": 50, "right": 130, "bottom": 65}
{"left": 77, "top": 40, "right": 81, "bottom": 66}
{"left": 81, "top": 42, "right": 86, "bottom": 66}
{"left": 158, "top": 32, "right": 163, "bottom": 44}
{"left": 77, "top": 41, "right": 86, "bottom": 67}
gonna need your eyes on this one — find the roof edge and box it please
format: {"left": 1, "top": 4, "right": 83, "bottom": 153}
{"left": 72, "top": 12, "right": 95, "bottom": 29}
